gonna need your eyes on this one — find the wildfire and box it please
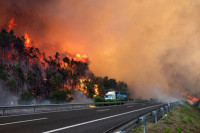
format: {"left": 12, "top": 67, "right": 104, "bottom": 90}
{"left": 74, "top": 53, "right": 88, "bottom": 63}
{"left": 181, "top": 91, "right": 200, "bottom": 104}
{"left": 93, "top": 84, "right": 99, "bottom": 97}
{"left": 64, "top": 53, "right": 88, "bottom": 66}
{"left": 5, "top": 18, "right": 97, "bottom": 99}
{"left": 78, "top": 78, "right": 89, "bottom": 95}
{"left": 89, "top": 105, "right": 96, "bottom": 108}
{"left": 24, "top": 32, "right": 31, "bottom": 47}
{"left": 76, "top": 78, "right": 99, "bottom": 97}
{"left": 7, "top": 18, "right": 16, "bottom": 32}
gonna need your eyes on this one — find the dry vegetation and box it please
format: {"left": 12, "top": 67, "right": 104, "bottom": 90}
{"left": 130, "top": 104, "right": 200, "bottom": 133}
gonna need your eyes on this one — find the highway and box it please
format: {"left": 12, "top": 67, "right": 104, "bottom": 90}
{"left": 0, "top": 102, "right": 166, "bottom": 133}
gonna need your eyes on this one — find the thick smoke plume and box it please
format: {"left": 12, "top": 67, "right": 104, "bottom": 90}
{"left": 1, "top": 0, "right": 200, "bottom": 100}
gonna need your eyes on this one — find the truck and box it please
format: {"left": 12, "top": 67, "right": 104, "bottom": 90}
{"left": 105, "top": 91, "right": 128, "bottom": 101}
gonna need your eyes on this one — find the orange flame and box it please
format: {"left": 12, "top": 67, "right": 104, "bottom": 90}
{"left": 74, "top": 53, "right": 88, "bottom": 63}
{"left": 93, "top": 84, "right": 99, "bottom": 97}
{"left": 181, "top": 91, "right": 200, "bottom": 104}
{"left": 89, "top": 105, "right": 96, "bottom": 108}
{"left": 75, "top": 78, "right": 99, "bottom": 97}
{"left": 65, "top": 53, "right": 88, "bottom": 64}
{"left": 7, "top": 18, "right": 16, "bottom": 32}
{"left": 78, "top": 78, "right": 88, "bottom": 95}
{"left": 24, "top": 32, "right": 31, "bottom": 47}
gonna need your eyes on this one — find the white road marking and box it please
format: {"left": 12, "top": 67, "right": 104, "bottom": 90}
{"left": 0, "top": 118, "right": 47, "bottom": 126}
{"left": 127, "top": 106, "right": 133, "bottom": 107}
{"left": 42, "top": 104, "right": 164, "bottom": 133}
{"left": 97, "top": 109, "right": 110, "bottom": 112}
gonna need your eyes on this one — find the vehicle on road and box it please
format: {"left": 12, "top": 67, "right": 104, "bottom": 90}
{"left": 105, "top": 91, "right": 128, "bottom": 101}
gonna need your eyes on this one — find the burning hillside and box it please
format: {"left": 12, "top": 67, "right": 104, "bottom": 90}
{"left": 0, "top": 18, "right": 128, "bottom": 105}
{"left": 181, "top": 92, "right": 200, "bottom": 105}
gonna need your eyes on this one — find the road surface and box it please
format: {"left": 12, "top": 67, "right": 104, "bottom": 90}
{"left": 0, "top": 102, "right": 166, "bottom": 133}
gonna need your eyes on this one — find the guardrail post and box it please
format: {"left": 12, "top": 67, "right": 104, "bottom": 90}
{"left": 160, "top": 108, "right": 164, "bottom": 118}
{"left": 169, "top": 103, "right": 172, "bottom": 110}
{"left": 3, "top": 109, "right": 5, "bottom": 116}
{"left": 165, "top": 106, "right": 168, "bottom": 114}
{"left": 152, "top": 111, "right": 157, "bottom": 124}
{"left": 140, "top": 116, "right": 146, "bottom": 133}
{"left": 168, "top": 101, "right": 170, "bottom": 107}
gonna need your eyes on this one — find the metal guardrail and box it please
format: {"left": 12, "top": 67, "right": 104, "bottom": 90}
{"left": 0, "top": 101, "right": 145, "bottom": 116}
{"left": 105, "top": 101, "right": 180, "bottom": 133}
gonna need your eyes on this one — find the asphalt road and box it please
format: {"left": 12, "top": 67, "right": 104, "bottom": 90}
{"left": 0, "top": 102, "right": 166, "bottom": 133}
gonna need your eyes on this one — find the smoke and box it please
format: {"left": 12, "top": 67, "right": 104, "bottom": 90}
{"left": 71, "top": 91, "right": 93, "bottom": 103}
{"left": 1, "top": 0, "right": 200, "bottom": 100}
{"left": 0, "top": 84, "right": 18, "bottom": 106}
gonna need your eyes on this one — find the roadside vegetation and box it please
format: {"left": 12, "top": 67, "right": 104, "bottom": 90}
{"left": 94, "top": 96, "right": 125, "bottom": 103}
{"left": 130, "top": 103, "right": 200, "bottom": 133}
{"left": 18, "top": 92, "right": 33, "bottom": 105}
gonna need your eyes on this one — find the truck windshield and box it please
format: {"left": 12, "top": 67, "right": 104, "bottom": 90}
{"left": 105, "top": 95, "right": 112, "bottom": 98}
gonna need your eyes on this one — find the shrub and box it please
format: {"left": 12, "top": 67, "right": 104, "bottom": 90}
{"left": 0, "top": 70, "right": 8, "bottom": 80}
{"left": 18, "top": 92, "right": 33, "bottom": 105}
{"left": 105, "top": 98, "right": 125, "bottom": 102}
{"left": 116, "top": 98, "right": 125, "bottom": 101}
{"left": 94, "top": 96, "right": 105, "bottom": 103}
{"left": 50, "top": 90, "right": 67, "bottom": 103}
{"left": 105, "top": 99, "right": 115, "bottom": 102}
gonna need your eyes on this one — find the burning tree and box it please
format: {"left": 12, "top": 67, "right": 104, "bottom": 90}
{"left": 0, "top": 18, "right": 129, "bottom": 104}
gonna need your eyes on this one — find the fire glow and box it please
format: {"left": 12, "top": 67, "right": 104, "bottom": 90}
{"left": 77, "top": 78, "right": 99, "bottom": 97}
{"left": 5, "top": 18, "right": 99, "bottom": 98}
{"left": 66, "top": 53, "right": 88, "bottom": 63}
{"left": 7, "top": 18, "right": 16, "bottom": 32}
{"left": 181, "top": 92, "right": 200, "bottom": 104}
{"left": 24, "top": 32, "right": 31, "bottom": 47}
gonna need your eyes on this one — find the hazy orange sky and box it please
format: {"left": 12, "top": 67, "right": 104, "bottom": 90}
{"left": 1, "top": 0, "right": 200, "bottom": 99}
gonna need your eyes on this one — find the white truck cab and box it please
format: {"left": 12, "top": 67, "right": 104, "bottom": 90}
{"left": 105, "top": 91, "right": 116, "bottom": 100}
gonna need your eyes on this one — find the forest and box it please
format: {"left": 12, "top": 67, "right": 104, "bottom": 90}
{"left": 0, "top": 29, "right": 129, "bottom": 104}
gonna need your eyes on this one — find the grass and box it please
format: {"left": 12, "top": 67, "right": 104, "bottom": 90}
{"left": 194, "top": 125, "right": 200, "bottom": 129}
{"left": 186, "top": 116, "right": 192, "bottom": 123}
{"left": 179, "top": 114, "right": 184, "bottom": 120}
{"left": 130, "top": 104, "right": 200, "bottom": 133}
{"left": 163, "top": 128, "right": 171, "bottom": 133}
{"left": 163, "top": 117, "right": 173, "bottom": 125}
{"left": 175, "top": 126, "right": 182, "bottom": 133}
